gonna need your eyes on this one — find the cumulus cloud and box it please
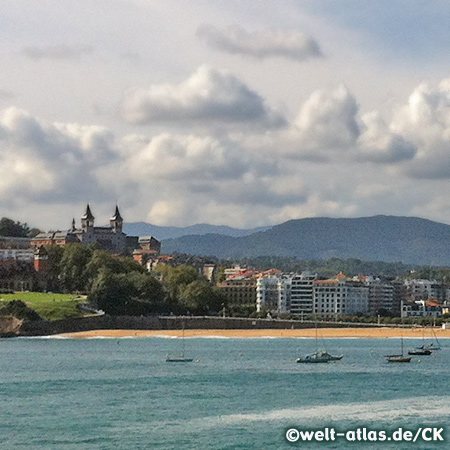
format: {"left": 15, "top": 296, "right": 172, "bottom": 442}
{"left": 357, "top": 111, "right": 417, "bottom": 163}
{"left": 127, "top": 133, "right": 250, "bottom": 181}
{"left": 294, "top": 84, "right": 360, "bottom": 149}
{"left": 21, "top": 45, "right": 93, "bottom": 60}
{"left": 121, "top": 65, "right": 286, "bottom": 127}
{"left": 0, "top": 107, "right": 118, "bottom": 203}
{"left": 196, "top": 25, "right": 322, "bottom": 61}
{"left": 390, "top": 80, "right": 450, "bottom": 178}
{"left": 5, "top": 78, "right": 450, "bottom": 230}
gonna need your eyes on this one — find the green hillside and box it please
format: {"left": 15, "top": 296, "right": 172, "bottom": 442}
{"left": 161, "top": 215, "right": 450, "bottom": 266}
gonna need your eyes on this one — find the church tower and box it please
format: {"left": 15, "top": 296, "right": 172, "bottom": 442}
{"left": 81, "top": 204, "right": 95, "bottom": 232}
{"left": 110, "top": 205, "right": 123, "bottom": 233}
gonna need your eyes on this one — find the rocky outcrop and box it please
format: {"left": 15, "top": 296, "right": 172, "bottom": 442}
{"left": 0, "top": 315, "right": 23, "bottom": 337}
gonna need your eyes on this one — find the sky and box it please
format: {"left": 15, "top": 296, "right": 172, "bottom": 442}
{"left": 2, "top": 0, "right": 450, "bottom": 230}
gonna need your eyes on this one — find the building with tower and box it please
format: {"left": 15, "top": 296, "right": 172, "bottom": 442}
{"left": 31, "top": 204, "right": 128, "bottom": 254}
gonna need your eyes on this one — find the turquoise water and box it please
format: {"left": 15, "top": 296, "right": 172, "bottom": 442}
{"left": 1, "top": 337, "right": 449, "bottom": 449}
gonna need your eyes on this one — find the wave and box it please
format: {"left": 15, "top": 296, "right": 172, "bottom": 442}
{"left": 187, "top": 395, "right": 450, "bottom": 429}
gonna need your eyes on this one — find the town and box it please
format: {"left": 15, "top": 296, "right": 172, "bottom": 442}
{"left": 0, "top": 205, "right": 448, "bottom": 326}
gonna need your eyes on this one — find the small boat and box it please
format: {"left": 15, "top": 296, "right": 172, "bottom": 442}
{"left": 166, "top": 321, "right": 193, "bottom": 363}
{"left": 297, "top": 351, "right": 330, "bottom": 364}
{"left": 408, "top": 349, "right": 432, "bottom": 356}
{"left": 166, "top": 355, "right": 194, "bottom": 363}
{"left": 418, "top": 343, "right": 441, "bottom": 351}
{"left": 387, "top": 356, "right": 412, "bottom": 363}
{"left": 386, "top": 337, "right": 411, "bottom": 363}
{"left": 297, "top": 325, "right": 343, "bottom": 363}
{"left": 415, "top": 329, "right": 442, "bottom": 351}
{"left": 318, "top": 350, "right": 343, "bottom": 361}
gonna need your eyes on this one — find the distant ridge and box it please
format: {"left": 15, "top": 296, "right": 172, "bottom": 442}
{"left": 123, "top": 222, "right": 271, "bottom": 240}
{"left": 160, "top": 215, "right": 450, "bottom": 266}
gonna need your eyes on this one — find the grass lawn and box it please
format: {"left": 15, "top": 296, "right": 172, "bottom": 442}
{"left": 0, "top": 292, "right": 87, "bottom": 321}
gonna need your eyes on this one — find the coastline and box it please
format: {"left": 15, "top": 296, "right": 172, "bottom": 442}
{"left": 55, "top": 327, "right": 450, "bottom": 339}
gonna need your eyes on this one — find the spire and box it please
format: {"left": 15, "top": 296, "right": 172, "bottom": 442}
{"left": 110, "top": 204, "right": 123, "bottom": 222}
{"left": 81, "top": 203, "right": 95, "bottom": 232}
{"left": 81, "top": 203, "right": 94, "bottom": 221}
{"left": 71, "top": 218, "right": 76, "bottom": 231}
{"left": 110, "top": 204, "right": 123, "bottom": 233}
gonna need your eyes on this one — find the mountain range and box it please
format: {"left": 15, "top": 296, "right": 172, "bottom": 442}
{"left": 123, "top": 222, "right": 270, "bottom": 240}
{"left": 132, "top": 215, "right": 450, "bottom": 266}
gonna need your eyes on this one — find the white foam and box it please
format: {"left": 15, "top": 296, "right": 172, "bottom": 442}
{"left": 187, "top": 395, "right": 450, "bottom": 429}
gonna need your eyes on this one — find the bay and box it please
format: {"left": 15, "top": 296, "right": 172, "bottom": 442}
{"left": 0, "top": 337, "right": 448, "bottom": 449}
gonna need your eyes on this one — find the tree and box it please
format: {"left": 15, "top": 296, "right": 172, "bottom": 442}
{"left": 59, "top": 244, "right": 94, "bottom": 292}
{"left": 128, "top": 272, "right": 167, "bottom": 312}
{"left": 167, "top": 265, "right": 200, "bottom": 286}
{"left": 155, "top": 264, "right": 202, "bottom": 305}
{"left": 84, "top": 249, "right": 144, "bottom": 289}
{"left": 89, "top": 270, "right": 139, "bottom": 315}
{"left": 0, "top": 217, "right": 31, "bottom": 237}
{"left": 179, "top": 280, "right": 225, "bottom": 315}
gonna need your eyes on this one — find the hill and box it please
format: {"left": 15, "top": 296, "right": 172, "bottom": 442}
{"left": 123, "top": 222, "right": 271, "bottom": 239}
{"left": 160, "top": 215, "right": 450, "bottom": 266}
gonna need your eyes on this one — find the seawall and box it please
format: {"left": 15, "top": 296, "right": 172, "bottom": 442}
{"left": 15, "top": 315, "right": 412, "bottom": 337}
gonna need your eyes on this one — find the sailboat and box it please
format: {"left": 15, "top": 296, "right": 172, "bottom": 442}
{"left": 416, "top": 329, "right": 442, "bottom": 351}
{"left": 386, "top": 337, "right": 411, "bottom": 363}
{"left": 297, "top": 324, "right": 343, "bottom": 364}
{"left": 166, "top": 323, "right": 193, "bottom": 362}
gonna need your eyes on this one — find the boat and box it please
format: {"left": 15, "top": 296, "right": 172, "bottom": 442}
{"left": 408, "top": 349, "right": 432, "bottom": 356}
{"left": 386, "top": 337, "right": 411, "bottom": 363}
{"left": 166, "top": 322, "right": 193, "bottom": 363}
{"left": 297, "top": 325, "right": 343, "bottom": 364}
{"left": 297, "top": 351, "right": 329, "bottom": 364}
{"left": 417, "top": 330, "right": 442, "bottom": 351}
{"left": 165, "top": 355, "right": 194, "bottom": 363}
{"left": 296, "top": 350, "right": 343, "bottom": 364}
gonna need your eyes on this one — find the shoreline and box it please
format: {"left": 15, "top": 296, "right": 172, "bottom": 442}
{"left": 55, "top": 327, "right": 450, "bottom": 339}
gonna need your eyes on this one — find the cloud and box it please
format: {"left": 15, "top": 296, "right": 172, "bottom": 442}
{"left": 127, "top": 133, "right": 250, "bottom": 181}
{"left": 294, "top": 84, "right": 360, "bottom": 149}
{"left": 121, "top": 65, "right": 286, "bottom": 127}
{"left": 4, "top": 77, "right": 450, "bottom": 230}
{"left": 357, "top": 111, "right": 416, "bottom": 163}
{"left": 21, "top": 45, "right": 93, "bottom": 61}
{"left": 0, "top": 107, "right": 119, "bottom": 203}
{"left": 390, "top": 80, "right": 450, "bottom": 178}
{"left": 196, "top": 25, "right": 322, "bottom": 61}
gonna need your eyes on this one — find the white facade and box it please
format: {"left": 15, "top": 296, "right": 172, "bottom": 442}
{"left": 256, "top": 276, "right": 291, "bottom": 313}
{"left": 289, "top": 272, "right": 316, "bottom": 315}
{"left": 313, "top": 281, "right": 369, "bottom": 315}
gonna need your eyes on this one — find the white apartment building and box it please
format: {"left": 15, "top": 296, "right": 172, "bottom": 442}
{"left": 256, "top": 276, "right": 279, "bottom": 313}
{"left": 289, "top": 272, "right": 317, "bottom": 315}
{"left": 256, "top": 275, "right": 291, "bottom": 313}
{"left": 313, "top": 280, "right": 369, "bottom": 315}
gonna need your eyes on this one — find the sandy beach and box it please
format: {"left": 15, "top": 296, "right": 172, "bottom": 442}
{"left": 56, "top": 327, "right": 450, "bottom": 339}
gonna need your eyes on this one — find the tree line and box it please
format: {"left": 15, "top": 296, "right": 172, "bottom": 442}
{"left": 44, "top": 244, "right": 226, "bottom": 316}
{"left": 0, "top": 217, "right": 40, "bottom": 238}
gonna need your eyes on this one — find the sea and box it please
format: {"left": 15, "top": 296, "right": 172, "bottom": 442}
{"left": 0, "top": 336, "right": 448, "bottom": 449}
